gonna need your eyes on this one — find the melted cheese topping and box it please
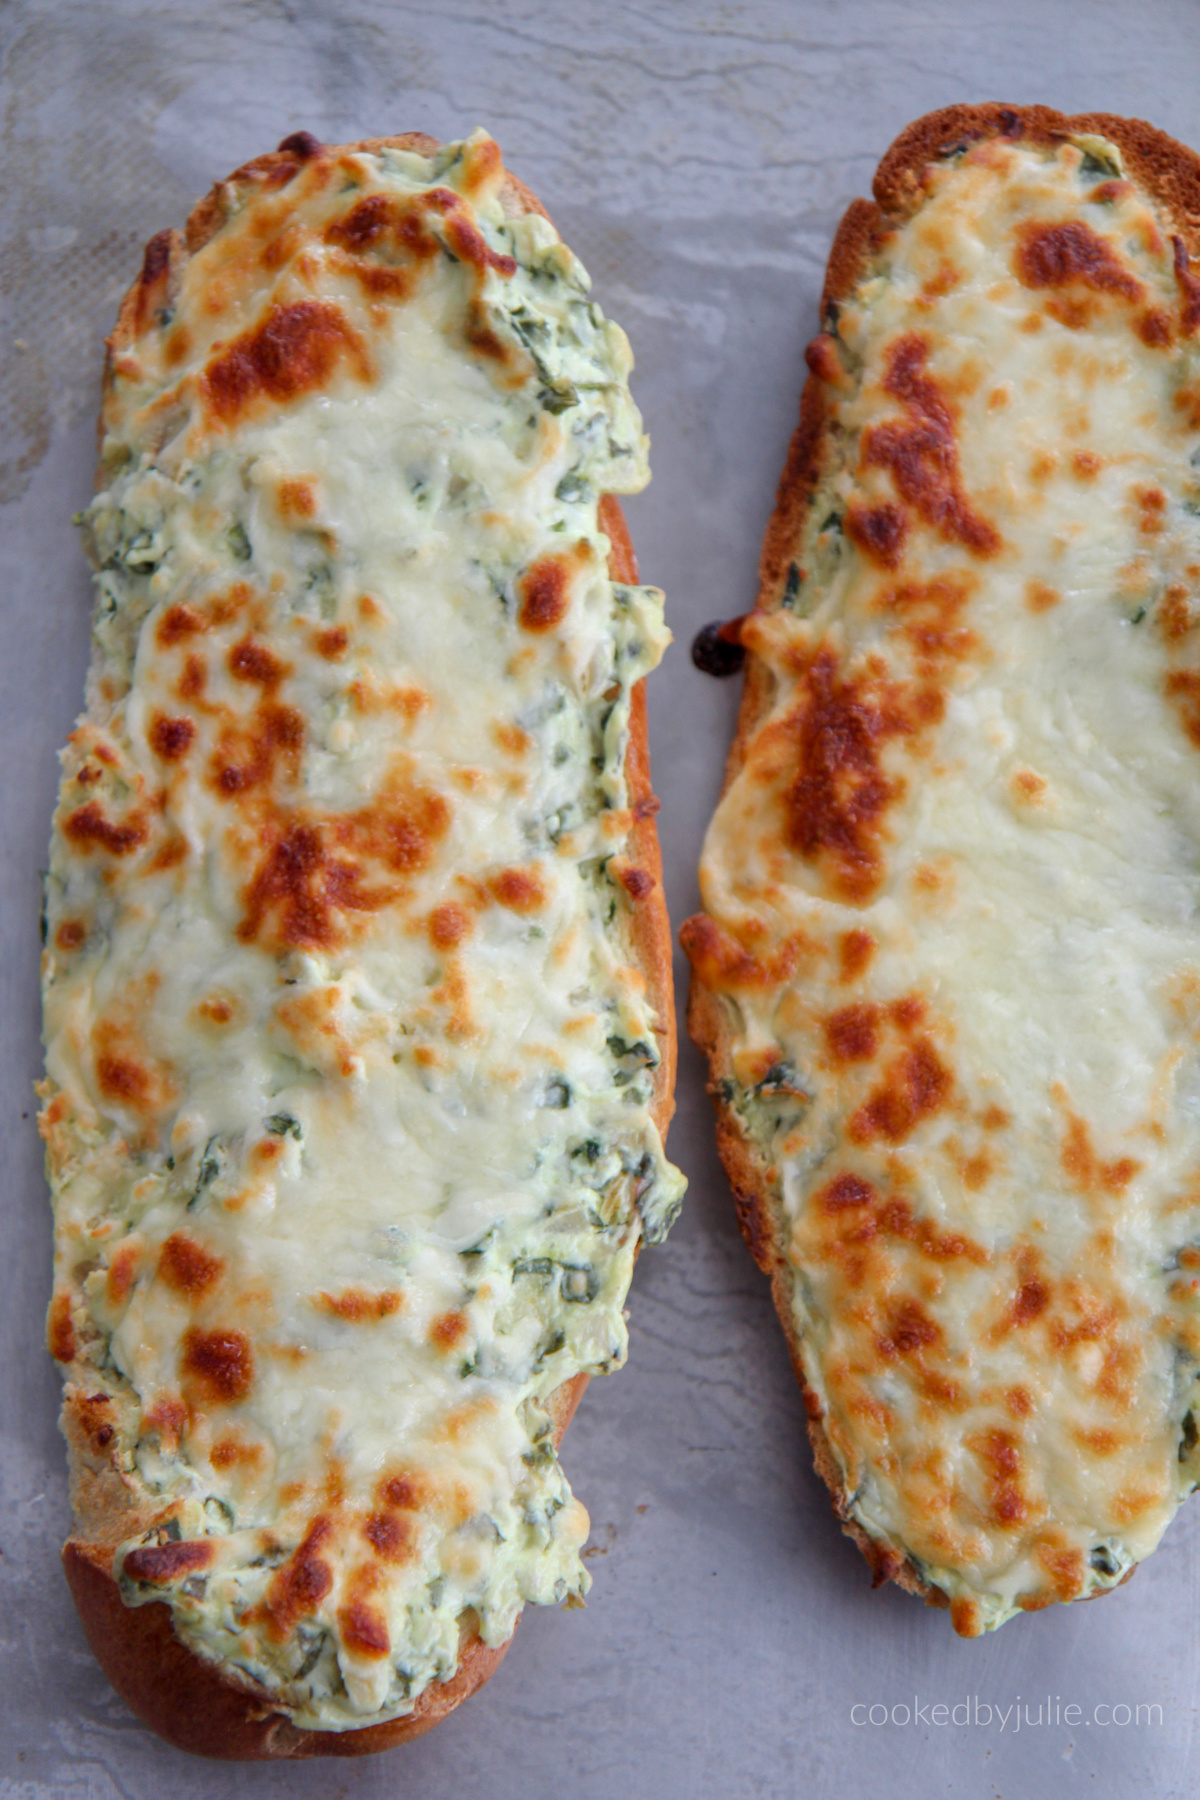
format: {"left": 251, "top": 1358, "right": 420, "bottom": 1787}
{"left": 41, "top": 131, "right": 683, "bottom": 1726}
{"left": 686, "top": 134, "right": 1200, "bottom": 1633}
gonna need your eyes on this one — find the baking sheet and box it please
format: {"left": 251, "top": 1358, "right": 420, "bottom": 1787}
{"left": 4, "top": 1, "right": 1200, "bottom": 1792}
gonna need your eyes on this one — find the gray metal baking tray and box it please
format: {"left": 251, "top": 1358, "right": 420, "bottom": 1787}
{"left": 3, "top": 2, "right": 1198, "bottom": 1793}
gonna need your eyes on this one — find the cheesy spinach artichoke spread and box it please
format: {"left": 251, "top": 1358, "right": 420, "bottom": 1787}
{"left": 40, "top": 130, "right": 683, "bottom": 1727}
{"left": 686, "top": 131, "right": 1200, "bottom": 1633}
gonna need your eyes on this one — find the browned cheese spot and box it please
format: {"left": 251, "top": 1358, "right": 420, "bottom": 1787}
{"left": 1139, "top": 308, "right": 1173, "bottom": 348}
{"left": 158, "top": 1231, "right": 225, "bottom": 1299}
{"left": 613, "top": 859, "right": 656, "bottom": 901}
{"left": 1160, "top": 583, "right": 1191, "bottom": 642}
{"left": 990, "top": 1251, "right": 1052, "bottom": 1342}
{"left": 1011, "top": 768, "right": 1047, "bottom": 803}
{"left": 339, "top": 1598, "right": 391, "bottom": 1659}
{"left": 889, "top": 995, "right": 925, "bottom": 1031}
{"left": 444, "top": 205, "right": 519, "bottom": 276}
{"left": 157, "top": 603, "right": 207, "bottom": 647}
{"left": 326, "top": 185, "right": 515, "bottom": 318}
{"left": 142, "top": 1396, "right": 188, "bottom": 1450}
{"left": 133, "top": 229, "right": 173, "bottom": 334}
{"left": 846, "top": 500, "right": 908, "bottom": 568}
{"left": 1015, "top": 219, "right": 1142, "bottom": 333}
{"left": 813, "top": 1171, "right": 985, "bottom": 1274}
{"left": 848, "top": 1039, "right": 952, "bottom": 1144}
{"left": 257, "top": 1516, "right": 333, "bottom": 1640}
{"left": 92, "top": 1016, "right": 175, "bottom": 1121}
{"left": 493, "top": 721, "right": 531, "bottom": 756}
{"left": 1060, "top": 1114, "right": 1141, "bottom": 1196}
{"left": 823, "top": 1002, "right": 881, "bottom": 1064}
{"left": 149, "top": 714, "right": 196, "bottom": 762}
{"left": 197, "top": 994, "right": 235, "bottom": 1025}
{"left": 429, "top": 902, "right": 472, "bottom": 949}
{"left": 314, "top": 626, "right": 348, "bottom": 660}
{"left": 1025, "top": 578, "right": 1061, "bottom": 612}
{"left": 968, "top": 1428, "right": 1029, "bottom": 1529}
{"left": 179, "top": 655, "right": 207, "bottom": 701}
{"left": 47, "top": 1290, "right": 76, "bottom": 1362}
{"left": 213, "top": 701, "right": 305, "bottom": 797}
{"left": 1036, "top": 1540, "right": 1085, "bottom": 1602}
{"left": 517, "top": 555, "right": 571, "bottom": 633}
{"left": 313, "top": 1287, "right": 403, "bottom": 1322}
{"left": 679, "top": 914, "right": 807, "bottom": 995}
{"left": 489, "top": 866, "right": 546, "bottom": 913}
{"left": 879, "top": 576, "right": 978, "bottom": 675}
{"left": 63, "top": 801, "right": 148, "bottom": 857}
{"left": 55, "top": 919, "right": 86, "bottom": 951}
{"left": 1134, "top": 483, "right": 1168, "bottom": 536}
{"left": 229, "top": 636, "right": 288, "bottom": 688}
{"left": 782, "top": 646, "right": 912, "bottom": 902}
{"left": 204, "top": 302, "right": 370, "bottom": 424}
{"left": 180, "top": 1326, "right": 254, "bottom": 1403}
{"left": 123, "top": 1539, "right": 213, "bottom": 1585}
{"left": 377, "top": 1470, "right": 426, "bottom": 1511}
{"left": 278, "top": 477, "right": 316, "bottom": 520}
{"left": 838, "top": 927, "right": 876, "bottom": 981}
{"left": 876, "top": 1297, "right": 940, "bottom": 1361}
{"left": 210, "top": 1435, "right": 265, "bottom": 1471}
{"left": 860, "top": 334, "right": 1000, "bottom": 556}
{"left": 1166, "top": 668, "right": 1200, "bottom": 746}
{"left": 236, "top": 783, "right": 451, "bottom": 951}
{"left": 430, "top": 1309, "right": 468, "bottom": 1352}
{"left": 105, "top": 1241, "right": 141, "bottom": 1305}
{"left": 363, "top": 1511, "right": 416, "bottom": 1563}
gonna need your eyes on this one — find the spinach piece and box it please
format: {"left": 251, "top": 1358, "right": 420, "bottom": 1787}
{"left": 265, "top": 1112, "right": 302, "bottom": 1141}
{"left": 294, "top": 1626, "right": 327, "bottom": 1680}
{"left": 187, "top": 1137, "right": 224, "bottom": 1210}
{"left": 539, "top": 383, "right": 579, "bottom": 415}
{"left": 1079, "top": 147, "right": 1120, "bottom": 180}
{"left": 514, "top": 1257, "right": 556, "bottom": 1278}
{"left": 560, "top": 1263, "right": 599, "bottom": 1304}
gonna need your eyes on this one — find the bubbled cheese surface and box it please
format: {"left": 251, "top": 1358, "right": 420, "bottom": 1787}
{"left": 41, "top": 131, "right": 683, "bottom": 1726}
{"left": 687, "top": 134, "right": 1200, "bottom": 1633}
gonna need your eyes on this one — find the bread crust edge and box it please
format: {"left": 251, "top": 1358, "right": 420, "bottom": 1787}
{"left": 684, "top": 101, "right": 1200, "bottom": 1615}
{"left": 63, "top": 131, "right": 676, "bottom": 1757}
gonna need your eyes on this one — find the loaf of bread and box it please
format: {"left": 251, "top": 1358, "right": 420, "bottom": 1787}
{"left": 684, "top": 104, "right": 1200, "bottom": 1634}
{"left": 41, "top": 128, "right": 682, "bottom": 1754}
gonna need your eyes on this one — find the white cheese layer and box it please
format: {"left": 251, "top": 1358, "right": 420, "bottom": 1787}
{"left": 689, "top": 134, "right": 1200, "bottom": 1632}
{"left": 41, "top": 131, "right": 683, "bottom": 1726}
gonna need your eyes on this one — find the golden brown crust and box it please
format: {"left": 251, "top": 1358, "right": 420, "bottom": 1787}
{"left": 69, "top": 130, "right": 675, "bottom": 1758}
{"left": 685, "top": 101, "right": 1200, "bottom": 1613}
{"left": 64, "top": 1373, "right": 589, "bottom": 1759}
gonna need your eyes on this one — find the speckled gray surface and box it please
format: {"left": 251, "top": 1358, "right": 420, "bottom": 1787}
{"left": 5, "top": 2, "right": 1200, "bottom": 1793}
